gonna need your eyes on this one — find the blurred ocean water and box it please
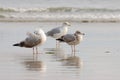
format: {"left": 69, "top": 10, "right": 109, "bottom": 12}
{"left": 0, "top": 0, "right": 120, "bottom": 22}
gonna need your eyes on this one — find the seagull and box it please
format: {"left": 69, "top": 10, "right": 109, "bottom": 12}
{"left": 46, "top": 22, "right": 71, "bottom": 47}
{"left": 56, "top": 30, "right": 85, "bottom": 54}
{"left": 13, "top": 28, "right": 47, "bottom": 54}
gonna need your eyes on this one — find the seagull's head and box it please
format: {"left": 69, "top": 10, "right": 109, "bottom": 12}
{"left": 75, "top": 31, "right": 85, "bottom": 41}
{"left": 63, "top": 22, "right": 71, "bottom": 26}
{"left": 34, "top": 28, "right": 45, "bottom": 35}
{"left": 75, "top": 30, "right": 85, "bottom": 35}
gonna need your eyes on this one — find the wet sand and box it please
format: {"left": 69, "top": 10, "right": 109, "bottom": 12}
{"left": 0, "top": 22, "right": 120, "bottom": 80}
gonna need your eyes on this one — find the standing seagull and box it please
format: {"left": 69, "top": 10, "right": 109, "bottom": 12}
{"left": 13, "top": 28, "right": 47, "bottom": 54}
{"left": 46, "top": 22, "right": 71, "bottom": 47}
{"left": 57, "top": 31, "right": 85, "bottom": 55}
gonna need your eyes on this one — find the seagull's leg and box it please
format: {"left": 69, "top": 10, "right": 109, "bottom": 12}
{"left": 36, "top": 47, "right": 38, "bottom": 54}
{"left": 58, "top": 41, "right": 60, "bottom": 48}
{"left": 33, "top": 51, "right": 38, "bottom": 60}
{"left": 74, "top": 45, "right": 76, "bottom": 52}
{"left": 71, "top": 45, "right": 75, "bottom": 56}
{"left": 73, "top": 45, "right": 76, "bottom": 56}
{"left": 33, "top": 47, "right": 35, "bottom": 54}
{"left": 56, "top": 40, "right": 60, "bottom": 48}
{"left": 56, "top": 40, "right": 57, "bottom": 48}
{"left": 71, "top": 45, "right": 73, "bottom": 53}
{"left": 71, "top": 45, "right": 73, "bottom": 56}
{"left": 35, "top": 52, "right": 38, "bottom": 60}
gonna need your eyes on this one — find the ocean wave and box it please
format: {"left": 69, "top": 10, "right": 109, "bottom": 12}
{"left": 0, "top": 14, "right": 5, "bottom": 18}
{"left": 1, "top": 7, "right": 120, "bottom": 22}
{"left": 0, "top": 7, "right": 46, "bottom": 13}
{"left": 1, "top": 7, "right": 120, "bottom": 13}
{"left": 0, "top": 14, "right": 120, "bottom": 23}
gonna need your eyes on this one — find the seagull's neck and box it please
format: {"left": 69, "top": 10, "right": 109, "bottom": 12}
{"left": 36, "top": 31, "right": 46, "bottom": 39}
{"left": 39, "top": 32, "right": 47, "bottom": 44}
{"left": 75, "top": 34, "right": 83, "bottom": 41}
{"left": 41, "top": 32, "right": 46, "bottom": 38}
{"left": 62, "top": 24, "right": 68, "bottom": 27}
{"left": 62, "top": 25, "right": 68, "bottom": 35}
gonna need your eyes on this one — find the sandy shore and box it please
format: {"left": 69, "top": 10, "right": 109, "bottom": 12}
{"left": 0, "top": 22, "right": 120, "bottom": 80}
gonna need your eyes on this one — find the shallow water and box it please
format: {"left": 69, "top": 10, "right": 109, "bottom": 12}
{"left": 0, "top": 22, "right": 120, "bottom": 80}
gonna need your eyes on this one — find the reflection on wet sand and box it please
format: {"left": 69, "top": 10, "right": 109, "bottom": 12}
{"left": 45, "top": 48, "right": 66, "bottom": 60}
{"left": 44, "top": 48, "right": 83, "bottom": 68}
{"left": 23, "top": 60, "right": 46, "bottom": 71}
{"left": 61, "top": 56, "right": 82, "bottom": 68}
{"left": 21, "top": 54, "right": 46, "bottom": 72}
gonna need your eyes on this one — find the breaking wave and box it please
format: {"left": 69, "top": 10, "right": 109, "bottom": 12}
{"left": 1, "top": 7, "right": 120, "bottom": 22}
{"left": 1, "top": 7, "right": 120, "bottom": 13}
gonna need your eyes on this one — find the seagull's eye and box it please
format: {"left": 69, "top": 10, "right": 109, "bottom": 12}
{"left": 34, "top": 32, "right": 38, "bottom": 34}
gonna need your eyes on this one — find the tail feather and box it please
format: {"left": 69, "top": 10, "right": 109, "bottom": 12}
{"left": 13, "top": 42, "right": 25, "bottom": 47}
{"left": 13, "top": 43, "right": 20, "bottom": 46}
{"left": 56, "top": 38, "right": 65, "bottom": 42}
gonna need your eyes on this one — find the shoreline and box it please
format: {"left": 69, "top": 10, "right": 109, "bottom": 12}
{"left": 0, "top": 18, "right": 120, "bottom": 23}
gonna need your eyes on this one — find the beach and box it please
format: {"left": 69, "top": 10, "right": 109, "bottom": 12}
{"left": 0, "top": 22, "right": 120, "bottom": 80}
{"left": 0, "top": 0, "right": 120, "bottom": 80}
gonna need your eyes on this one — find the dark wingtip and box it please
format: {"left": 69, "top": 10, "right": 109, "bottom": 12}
{"left": 56, "top": 38, "right": 64, "bottom": 42}
{"left": 13, "top": 43, "right": 19, "bottom": 46}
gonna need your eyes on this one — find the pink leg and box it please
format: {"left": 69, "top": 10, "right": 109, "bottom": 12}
{"left": 71, "top": 46, "right": 73, "bottom": 52}
{"left": 36, "top": 47, "right": 38, "bottom": 54}
{"left": 56, "top": 40, "right": 60, "bottom": 48}
{"left": 73, "top": 45, "right": 76, "bottom": 56}
{"left": 33, "top": 47, "right": 35, "bottom": 54}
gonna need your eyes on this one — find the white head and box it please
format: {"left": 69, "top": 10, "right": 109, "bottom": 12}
{"left": 75, "top": 30, "right": 85, "bottom": 41}
{"left": 34, "top": 28, "right": 45, "bottom": 35}
{"left": 63, "top": 22, "right": 71, "bottom": 26}
{"left": 75, "top": 31, "right": 85, "bottom": 36}
{"left": 34, "top": 28, "right": 47, "bottom": 45}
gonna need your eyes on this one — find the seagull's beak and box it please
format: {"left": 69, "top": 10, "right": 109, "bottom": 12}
{"left": 68, "top": 24, "right": 71, "bottom": 26}
{"left": 82, "top": 33, "right": 85, "bottom": 35}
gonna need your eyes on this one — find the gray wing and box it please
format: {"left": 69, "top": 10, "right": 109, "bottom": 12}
{"left": 27, "top": 32, "right": 36, "bottom": 38}
{"left": 47, "top": 27, "right": 61, "bottom": 36}
{"left": 63, "top": 34, "right": 75, "bottom": 42}
{"left": 25, "top": 33, "right": 41, "bottom": 47}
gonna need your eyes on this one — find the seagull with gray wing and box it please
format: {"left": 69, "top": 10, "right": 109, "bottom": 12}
{"left": 13, "top": 28, "right": 47, "bottom": 54}
{"left": 56, "top": 30, "right": 85, "bottom": 54}
{"left": 46, "top": 22, "right": 71, "bottom": 47}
